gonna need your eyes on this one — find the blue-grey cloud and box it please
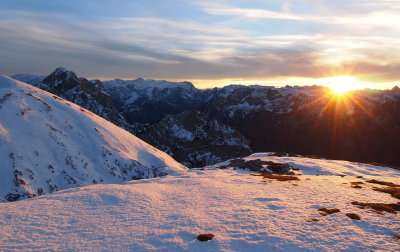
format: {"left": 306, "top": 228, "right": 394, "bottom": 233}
{"left": 0, "top": 0, "right": 399, "bottom": 87}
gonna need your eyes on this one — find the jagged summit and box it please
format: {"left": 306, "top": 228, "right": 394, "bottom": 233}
{"left": 42, "top": 67, "right": 78, "bottom": 86}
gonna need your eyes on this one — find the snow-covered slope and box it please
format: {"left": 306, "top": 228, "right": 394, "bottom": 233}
{"left": 0, "top": 75, "right": 186, "bottom": 202}
{"left": 0, "top": 154, "right": 399, "bottom": 251}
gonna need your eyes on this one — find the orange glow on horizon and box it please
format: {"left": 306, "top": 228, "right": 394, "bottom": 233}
{"left": 186, "top": 76, "right": 395, "bottom": 90}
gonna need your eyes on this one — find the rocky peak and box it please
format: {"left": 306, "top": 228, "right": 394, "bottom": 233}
{"left": 42, "top": 67, "right": 78, "bottom": 86}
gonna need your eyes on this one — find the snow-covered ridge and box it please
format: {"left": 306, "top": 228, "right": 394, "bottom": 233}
{"left": 0, "top": 75, "right": 186, "bottom": 202}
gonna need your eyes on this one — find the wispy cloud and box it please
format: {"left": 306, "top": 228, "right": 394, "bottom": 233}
{"left": 201, "top": 3, "right": 400, "bottom": 26}
{"left": 203, "top": 6, "right": 303, "bottom": 20}
{"left": 0, "top": 1, "right": 399, "bottom": 88}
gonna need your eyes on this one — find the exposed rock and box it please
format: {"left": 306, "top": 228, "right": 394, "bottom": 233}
{"left": 318, "top": 208, "right": 341, "bottom": 216}
{"left": 351, "top": 201, "right": 400, "bottom": 214}
{"left": 346, "top": 213, "right": 361, "bottom": 220}
{"left": 197, "top": 233, "right": 215, "bottom": 242}
{"left": 220, "top": 158, "right": 296, "bottom": 174}
{"left": 5, "top": 193, "right": 20, "bottom": 202}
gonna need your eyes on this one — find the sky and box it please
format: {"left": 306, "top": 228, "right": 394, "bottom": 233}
{"left": 0, "top": 0, "right": 399, "bottom": 89}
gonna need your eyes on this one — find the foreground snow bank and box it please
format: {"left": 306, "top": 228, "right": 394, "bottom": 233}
{"left": 1, "top": 154, "right": 399, "bottom": 251}
{"left": 0, "top": 75, "right": 186, "bottom": 202}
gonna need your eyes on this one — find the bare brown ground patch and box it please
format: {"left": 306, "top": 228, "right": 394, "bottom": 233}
{"left": 366, "top": 179, "right": 400, "bottom": 187}
{"left": 252, "top": 173, "right": 300, "bottom": 181}
{"left": 351, "top": 201, "right": 400, "bottom": 214}
{"left": 350, "top": 181, "right": 364, "bottom": 189}
{"left": 373, "top": 187, "right": 400, "bottom": 199}
{"left": 318, "top": 208, "right": 340, "bottom": 216}
{"left": 346, "top": 213, "right": 361, "bottom": 220}
{"left": 197, "top": 233, "right": 215, "bottom": 241}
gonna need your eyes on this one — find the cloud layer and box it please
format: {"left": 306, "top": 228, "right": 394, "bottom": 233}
{"left": 0, "top": 0, "right": 399, "bottom": 88}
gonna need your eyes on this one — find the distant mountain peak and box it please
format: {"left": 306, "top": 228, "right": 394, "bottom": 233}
{"left": 42, "top": 67, "right": 78, "bottom": 85}
{"left": 53, "top": 67, "right": 74, "bottom": 76}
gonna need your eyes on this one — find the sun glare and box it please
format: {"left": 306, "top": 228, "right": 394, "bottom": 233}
{"left": 317, "top": 76, "right": 366, "bottom": 95}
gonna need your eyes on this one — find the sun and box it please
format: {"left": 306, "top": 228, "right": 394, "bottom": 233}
{"left": 318, "top": 76, "right": 366, "bottom": 95}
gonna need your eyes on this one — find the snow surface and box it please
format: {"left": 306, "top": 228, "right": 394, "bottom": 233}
{"left": 170, "top": 124, "right": 195, "bottom": 141}
{"left": 0, "top": 75, "right": 186, "bottom": 202}
{"left": 0, "top": 153, "right": 399, "bottom": 251}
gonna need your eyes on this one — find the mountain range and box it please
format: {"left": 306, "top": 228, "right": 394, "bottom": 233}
{"left": 13, "top": 68, "right": 400, "bottom": 167}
